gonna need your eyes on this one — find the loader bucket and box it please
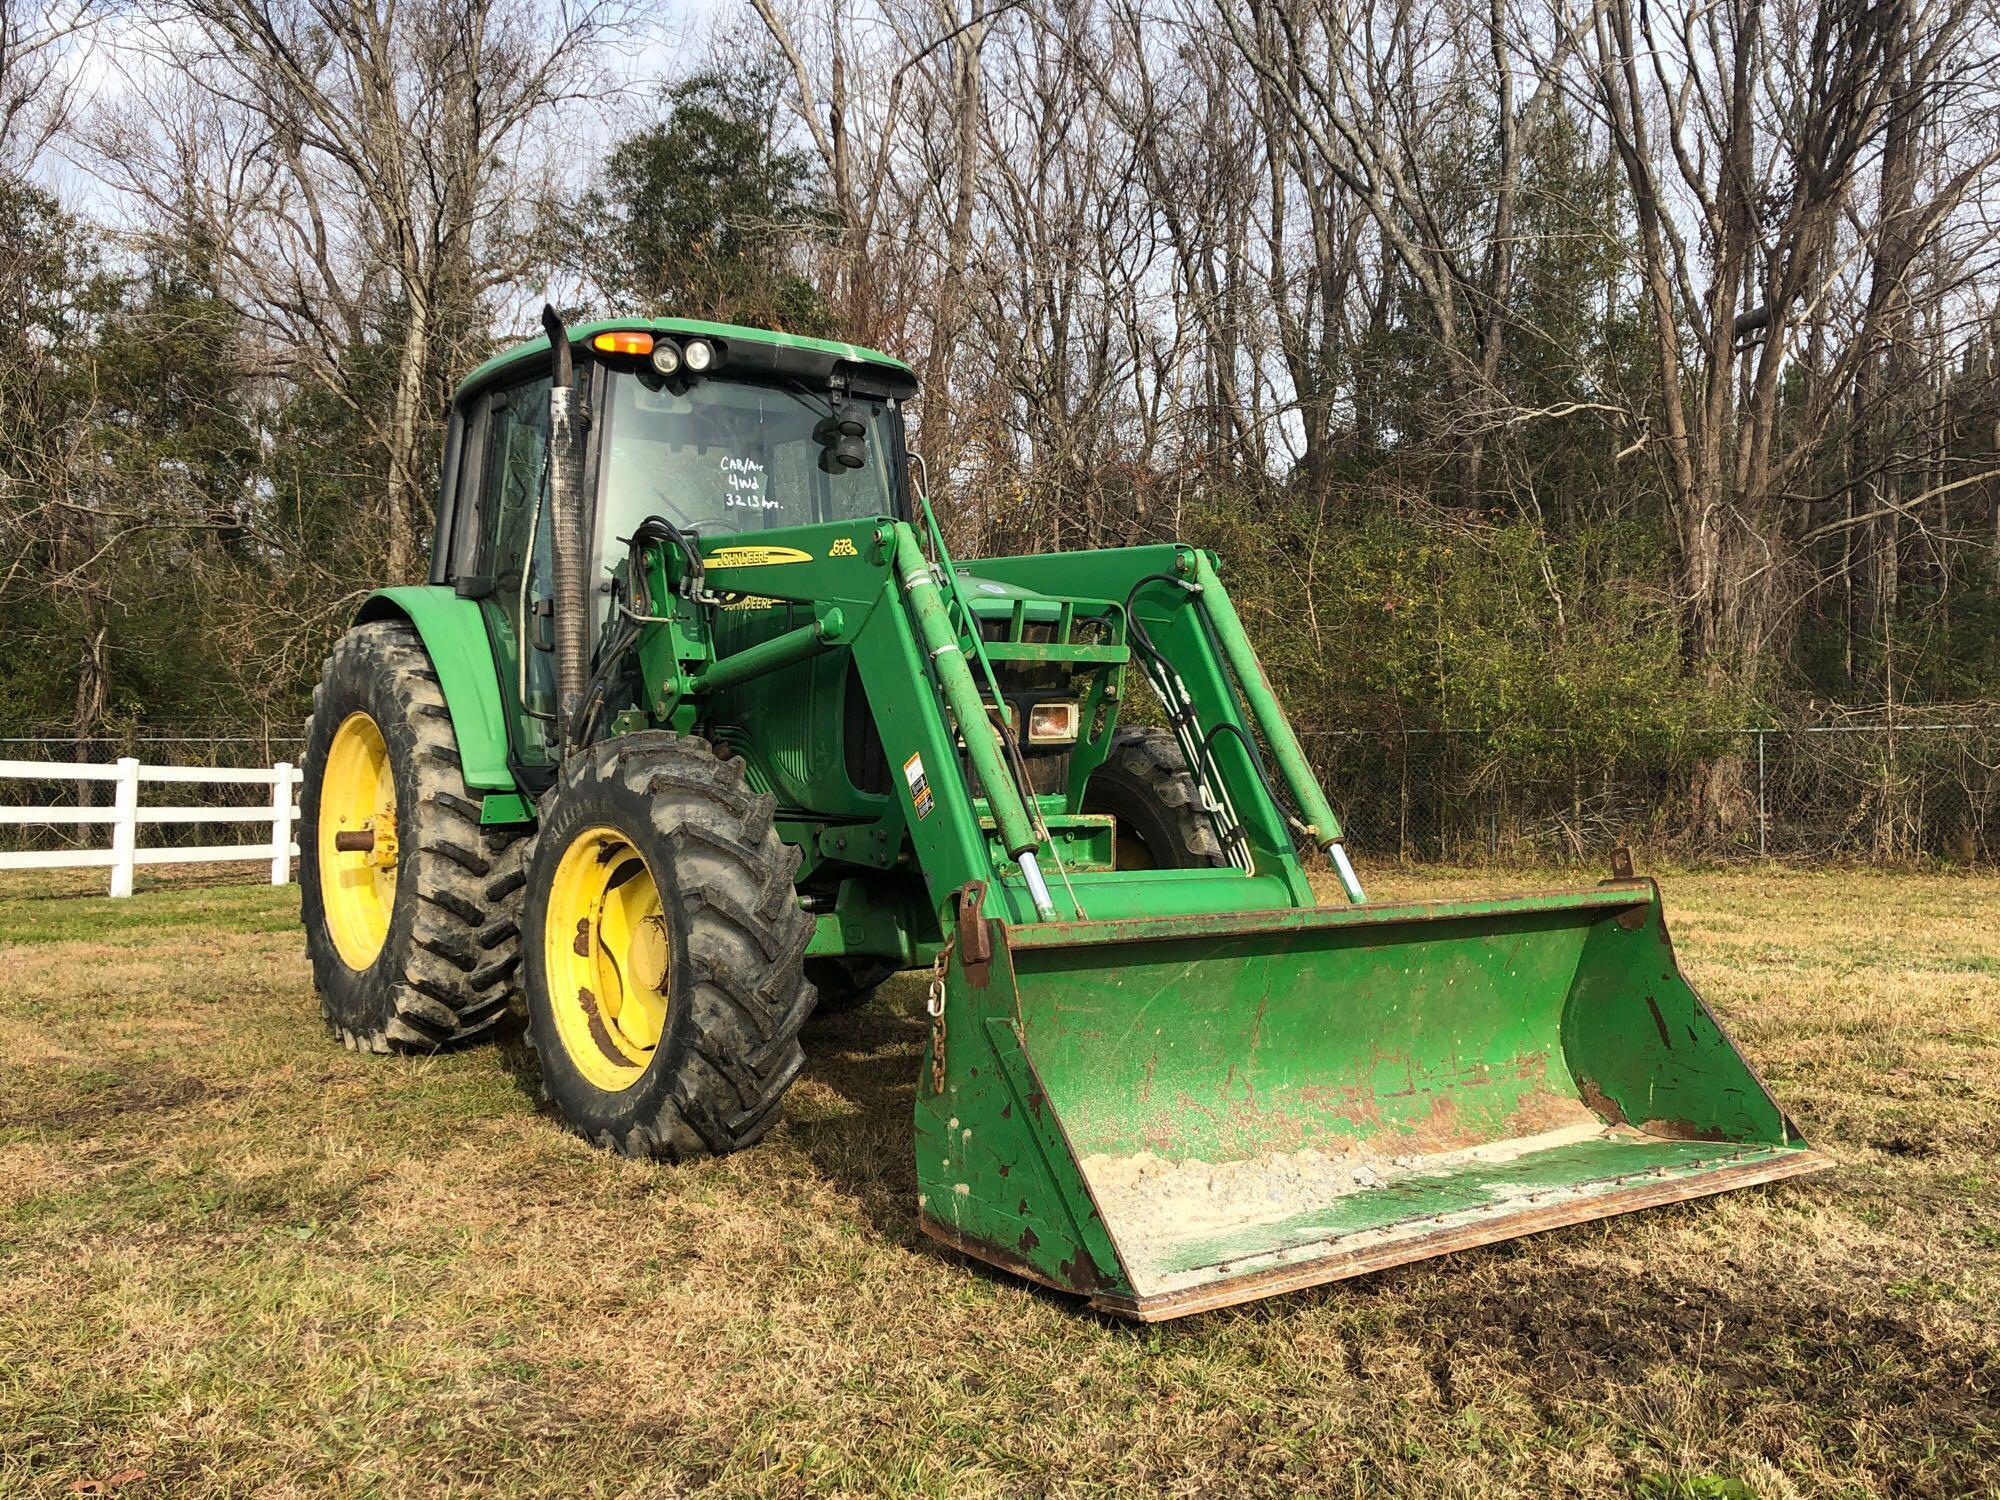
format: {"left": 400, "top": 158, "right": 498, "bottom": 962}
{"left": 915, "top": 880, "right": 1828, "bottom": 1320}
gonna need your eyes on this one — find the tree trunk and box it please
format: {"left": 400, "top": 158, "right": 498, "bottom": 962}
{"left": 922, "top": 0, "right": 986, "bottom": 486}
{"left": 384, "top": 286, "right": 432, "bottom": 581}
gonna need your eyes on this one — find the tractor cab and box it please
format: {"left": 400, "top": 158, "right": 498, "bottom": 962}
{"left": 428, "top": 320, "right": 919, "bottom": 781}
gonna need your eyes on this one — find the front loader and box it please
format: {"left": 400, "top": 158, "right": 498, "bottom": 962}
{"left": 299, "top": 309, "right": 1828, "bottom": 1319}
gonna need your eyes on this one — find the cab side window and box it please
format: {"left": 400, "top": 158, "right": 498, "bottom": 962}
{"left": 482, "top": 376, "right": 553, "bottom": 603}
{"left": 477, "top": 375, "right": 556, "bottom": 736}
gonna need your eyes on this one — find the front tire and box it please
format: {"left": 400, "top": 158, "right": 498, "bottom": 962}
{"left": 521, "top": 733, "right": 815, "bottom": 1159}
{"left": 300, "top": 620, "right": 527, "bottom": 1052}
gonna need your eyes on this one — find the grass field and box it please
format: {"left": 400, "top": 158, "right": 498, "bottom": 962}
{"left": 1, "top": 864, "right": 1996, "bottom": 1498}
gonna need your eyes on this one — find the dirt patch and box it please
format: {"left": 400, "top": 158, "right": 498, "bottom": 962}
{"left": 0, "top": 1072, "right": 219, "bottom": 1133}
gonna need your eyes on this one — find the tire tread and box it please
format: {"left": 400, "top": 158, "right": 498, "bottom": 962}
{"left": 301, "top": 619, "right": 528, "bottom": 1054}
{"left": 523, "top": 731, "right": 814, "bottom": 1162}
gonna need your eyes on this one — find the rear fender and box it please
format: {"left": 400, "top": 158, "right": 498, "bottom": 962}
{"left": 356, "top": 586, "right": 516, "bottom": 793}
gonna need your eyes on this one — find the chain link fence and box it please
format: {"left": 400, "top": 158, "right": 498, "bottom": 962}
{"left": 1306, "top": 722, "right": 2000, "bottom": 865}
{"left": 6, "top": 722, "right": 1998, "bottom": 867}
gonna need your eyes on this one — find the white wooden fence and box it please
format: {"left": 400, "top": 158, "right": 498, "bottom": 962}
{"left": 0, "top": 758, "right": 303, "bottom": 897}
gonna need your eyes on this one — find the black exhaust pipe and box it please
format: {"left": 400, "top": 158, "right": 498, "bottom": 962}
{"left": 541, "top": 304, "right": 590, "bottom": 749}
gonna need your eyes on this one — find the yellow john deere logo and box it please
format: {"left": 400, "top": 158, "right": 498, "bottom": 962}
{"left": 828, "top": 537, "right": 859, "bottom": 558}
{"left": 706, "top": 546, "right": 813, "bottom": 569}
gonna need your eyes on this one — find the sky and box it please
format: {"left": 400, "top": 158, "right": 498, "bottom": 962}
{"left": 32, "top": 0, "right": 733, "bottom": 221}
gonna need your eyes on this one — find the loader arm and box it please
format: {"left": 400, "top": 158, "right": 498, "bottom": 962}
{"left": 679, "top": 521, "right": 1338, "bottom": 930}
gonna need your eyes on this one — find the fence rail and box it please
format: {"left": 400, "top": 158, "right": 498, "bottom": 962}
{"left": 0, "top": 757, "right": 303, "bottom": 896}
{"left": 4, "top": 719, "right": 1996, "bottom": 884}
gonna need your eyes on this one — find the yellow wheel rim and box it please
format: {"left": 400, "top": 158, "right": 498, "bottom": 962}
{"left": 318, "top": 711, "right": 399, "bottom": 970}
{"left": 543, "top": 825, "right": 671, "bottom": 1093}
{"left": 1111, "top": 823, "right": 1158, "bottom": 871}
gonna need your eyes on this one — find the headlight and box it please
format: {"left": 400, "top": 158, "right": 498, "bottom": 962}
{"left": 1026, "top": 702, "right": 1079, "bottom": 745}
{"left": 650, "top": 341, "right": 681, "bottom": 376}
{"left": 682, "top": 337, "right": 715, "bottom": 372}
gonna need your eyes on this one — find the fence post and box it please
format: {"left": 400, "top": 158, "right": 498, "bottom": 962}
{"left": 1756, "top": 729, "right": 1768, "bottom": 858}
{"left": 109, "top": 756, "right": 140, "bottom": 898}
{"left": 270, "top": 761, "right": 296, "bottom": 886}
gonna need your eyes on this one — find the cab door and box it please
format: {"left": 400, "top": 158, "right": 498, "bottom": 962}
{"left": 469, "top": 373, "right": 558, "bottom": 771}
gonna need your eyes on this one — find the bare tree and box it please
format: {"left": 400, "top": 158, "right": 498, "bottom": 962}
{"left": 0, "top": 0, "right": 100, "bottom": 171}
{"left": 1215, "top": 0, "right": 1546, "bottom": 503}
{"left": 95, "top": 0, "right": 626, "bottom": 580}
{"left": 1573, "top": 0, "right": 1999, "bottom": 675}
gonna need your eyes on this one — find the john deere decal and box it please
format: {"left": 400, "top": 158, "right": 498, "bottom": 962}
{"left": 706, "top": 545, "right": 813, "bottom": 569}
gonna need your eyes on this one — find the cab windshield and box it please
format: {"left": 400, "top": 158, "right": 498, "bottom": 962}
{"left": 597, "top": 372, "right": 899, "bottom": 563}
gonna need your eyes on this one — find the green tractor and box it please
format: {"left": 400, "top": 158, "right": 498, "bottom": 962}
{"left": 299, "top": 310, "right": 1826, "bottom": 1319}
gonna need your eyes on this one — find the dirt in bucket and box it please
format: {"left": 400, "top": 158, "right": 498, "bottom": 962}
{"left": 1078, "top": 1094, "right": 1613, "bottom": 1250}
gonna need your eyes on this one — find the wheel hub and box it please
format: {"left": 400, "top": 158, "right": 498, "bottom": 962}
{"left": 629, "top": 914, "right": 671, "bottom": 994}
{"left": 363, "top": 812, "right": 398, "bottom": 869}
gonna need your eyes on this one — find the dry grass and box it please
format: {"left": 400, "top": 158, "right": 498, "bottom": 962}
{"left": 1, "top": 863, "right": 1995, "bottom": 1498}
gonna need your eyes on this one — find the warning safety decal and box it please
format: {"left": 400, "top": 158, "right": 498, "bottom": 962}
{"left": 902, "top": 753, "right": 934, "bottom": 820}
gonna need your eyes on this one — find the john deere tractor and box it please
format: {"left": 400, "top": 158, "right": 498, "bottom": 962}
{"left": 300, "top": 309, "right": 1826, "bottom": 1319}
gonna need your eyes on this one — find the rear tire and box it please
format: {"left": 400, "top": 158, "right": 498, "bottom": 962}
{"left": 521, "top": 732, "right": 815, "bottom": 1159}
{"left": 300, "top": 620, "right": 527, "bottom": 1053}
{"left": 1084, "top": 728, "right": 1226, "bottom": 870}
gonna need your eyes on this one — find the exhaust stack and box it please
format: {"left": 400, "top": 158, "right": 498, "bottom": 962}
{"left": 541, "top": 304, "right": 591, "bottom": 746}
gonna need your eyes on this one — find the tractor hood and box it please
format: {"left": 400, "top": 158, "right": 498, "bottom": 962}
{"left": 955, "top": 570, "right": 1079, "bottom": 622}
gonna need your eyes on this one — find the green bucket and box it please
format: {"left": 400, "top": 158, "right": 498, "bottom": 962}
{"left": 914, "top": 880, "right": 1827, "bottom": 1319}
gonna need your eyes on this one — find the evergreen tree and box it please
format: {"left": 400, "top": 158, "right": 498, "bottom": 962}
{"left": 585, "top": 70, "right": 832, "bottom": 334}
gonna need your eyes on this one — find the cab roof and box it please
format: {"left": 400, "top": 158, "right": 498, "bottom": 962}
{"left": 457, "top": 316, "right": 917, "bottom": 404}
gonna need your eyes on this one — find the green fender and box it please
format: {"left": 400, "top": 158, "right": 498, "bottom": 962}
{"left": 356, "top": 587, "right": 517, "bottom": 794}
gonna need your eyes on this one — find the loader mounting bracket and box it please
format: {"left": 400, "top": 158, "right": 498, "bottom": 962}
{"left": 956, "top": 881, "right": 992, "bottom": 987}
